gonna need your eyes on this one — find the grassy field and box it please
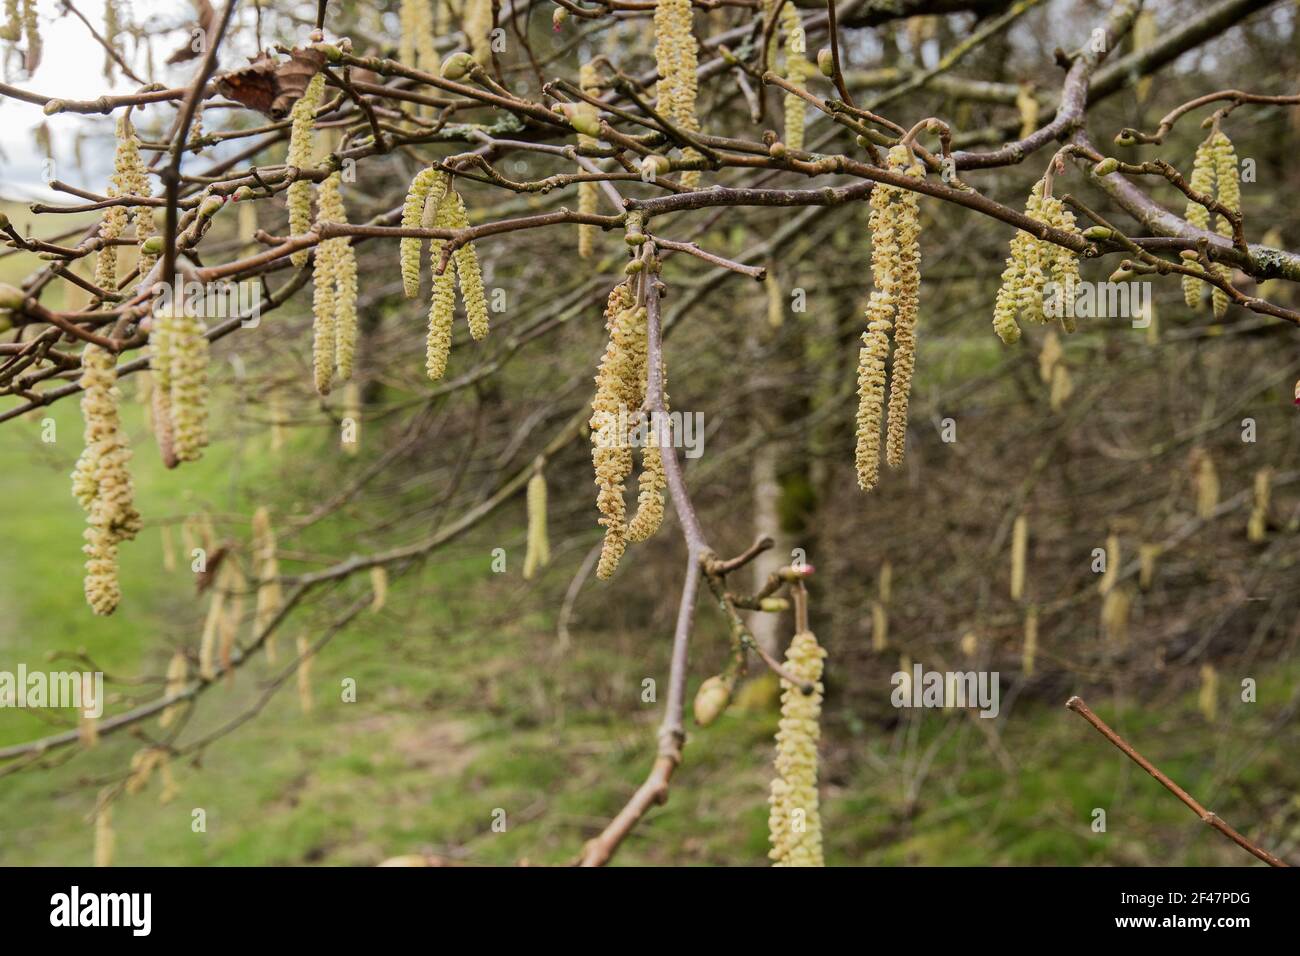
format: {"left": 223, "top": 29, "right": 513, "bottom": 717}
{"left": 0, "top": 385, "right": 1296, "bottom": 867}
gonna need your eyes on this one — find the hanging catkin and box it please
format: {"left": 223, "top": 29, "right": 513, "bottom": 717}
{"left": 1138, "top": 543, "right": 1158, "bottom": 591}
{"left": 1195, "top": 451, "right": 1219, "bottom": 518}
{"left": 590, "top": 283, "right": 646, "bottom": 579}
{"left": 523, "top": 468, "right": 550, "bottom": 580}
{"left": 93, "top": 796, "right": 114, "bottom": 868}
{"left": 444, "top": 191, "right": 490, "bottom": 341}
{"left": 767, "top": 630, "right": 826, "bottom": 867}
{"left": 1101, "top": 587, "right": 1130, "bottom": 643}
{"left": 401, "top": 167, "right": 444, "bottom": 298}
{"left": 1209, "top": 131, "right": 1239, "bottom": 320}
{"left": 1247, "top": 467, "right": 1271, "bottom": 542}
{"left": 252, "top": 507, "right": 282, "bottom": 645}
{"left": 312, "top": 172, "right": 358, "bottom": 390}
{"left": 992, "top": 177, "right": 1081, "bottom": 342}
{"left": 0, "top": 0, "right": 19, "bottom": 41}
{"left": 1198, "top": 664, "right": 1218, "bottom": 722}
{"left": 577, "top": 58, "right": 600, "bottom": 258}
{"left": 73, "top": 345, "right": 141, "bottom": 615}
{"left": 79, "top": 674, "right": 99, "bottom": 747}
{"left": 854, "top": 162, "right": 897, "bottom": 491}
{"left": 885, "top": 147, "right": 924, "bottom": 469}
{"left": 160, "top": 650, "right": 188, "bottom": 728}
{"left": 426, "top": 185, "right": 457, "bottom": 380}
{"left": 164, "top": 305, "right": 210, "bottom": 463}
{"left": 871, "top": 600, "right": 887, "bottom": 651}
{"left": 780, "top": 3, "right": 808, "bottom": 151}
{"left": 653, "top": 0, "right": 701, "bottom": 188}
{"left": 286, "top": 72, "right": 326, "bottom": 267}
{"left": 296, "top": 634, "right": 314, "bottom": 713}
{"left": 465, "top": 0, "right": 493, "bottom": 65}
{"left": 19, "top": 0, "right": 38, "bottom": 72}
{"left": 218, "top": 559, "right": 246, "bottom": 678}
{"left": 1009, "top": 513, "right": 1027, "bottom": 601}
{"left": 370, "top": 566, "right": 388, "bottom": 612}
{"left": 1182, "top": 136, "right": 1216, "bottom": 308}
{"left": 1022, "top": 606, "right": 1038, "bottom": 677}
{"left": 1098, "top": 532, "right": 1119, "bottom": 595}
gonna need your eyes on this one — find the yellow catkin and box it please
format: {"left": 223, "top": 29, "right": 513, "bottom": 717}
{"left": 370, "top": 566, "right": 388, "bottom": 611}
{"left": 1022, "top": 606, "right": 1038, "bottom": 677}
{"left": 20, "top": 0, "right": 39, "bottom": 73}
{"left": 768, "top": 630, "right": 826, "bottom": 867}
{"left": 1015, "top": 82, "right": 1038, "bottom": 139}
{"left": 1182, "top": 137, "right": 1216, "bottom": 309}
{"left": 296, "top": 634, "right": 314, "bottom": 713}
{"left": 1198, "top": 664, "right": 1218, "bottom": 722}
{"left": 653, "top": 0, "right": 701, "bottom": 188}
{"left": 408, "top": 0, "right": 439, "bottom": 76}
{"left": 1009, "top": 514, "right": 1027, "bottom": 601}
{"left": 523, "top": 468, "right": 550, "bottom": 580}
{"left": 426, "top": 182, "right": 458, "bottom": 380}
{"left": 445, "top": 191, "right": 490, "bottom": 341}
{"left": 401, "top": 167, "right": 445, "bottom": 298}
{"left": 628, "top": 406, "right": 667, "bottom": 544}
{"left": 218, "top": 559, "right": 245, "bottom": 678}
{"left": 993, "top": 179, "right": 1080, "bottom": 342}
{"left": 1049, "top": 363, "right": 1073, "bottom": 411}
{"left": 1098, "top": 532, "right": 1119, "bottom": 595}
{"left": 1138, "top": 543, "right": 1159, "bottom": 591}
{"left": 1209, "top": 131, "right": 1239, "bottom": 320}
{"left": 108, "top": 115, "right": 156, "bottom": 273}
{"left": 73, "top": 345, "right": 141, "bottom": 615}
{"left": 314, "top": 172, "right": 358, "bottom": 387}
{"left": 1195, "top": 451, "right": 1219, "bottom": 518}
{"left": 286, "top": 72, "right": 326, "bottom": 267}
{"left": 780, "top": 3, "right": 808, "bottom": 151}
{"left": 855, "top": 166, "right": 897, "bottom": 491}
{"left": 198, "top": 577, "right": 224, "bottom": 681}
{"left": 885, "top": 146, "right": 924, "bottom": 469}
{"left": 79, "top": 674, "right": 99, "bottom": 747}
{"left": 590, "top": 284, "right": 644, "bottom": 578}
{"left": 1039, "top": 330, "right": 1062, "bottom": 383}
{"left": 148, "top": 309, "right": 178, "bottom": 468}
{"left": 165, "top": 307, "right": 210, "bottom": 462}
{"left": 766, "top": 267, "right": 783, "bottom": 328}
{"left": 871, "top": 601, "right": 887, "bottom": 651}
{"left": 93, "top": 797, "right": 114, "bottom": 868}
{"left": 1101, "top": 587, "right": 1130, "bottom": 643}
{"left": 1133, "top": 10, "right": 1157, "bottom": 102}
{"left": 399, "top": 0, "right": 417, "bottom": 69}
{"left": 252, "top": 507, "right": 282, "bottom": 646}
{"left": 158, "top": 755, "right": 179, "bottom": 805}
{"left": 465, "top": 0, "right": 493, "bottom": 65}
{"left": 577, "top": 58, "right": 600, "bottom": 258}
{"left": 1, "top": 0, "right": 20, "bottom": 42}
{"left": 160, "top": 650, "right": 188, "bottom": 728}
{"left": 878, "top": 560, "right": 892, "bottom": 603}
{"left": 161, "top": 523, "right": 176, "bottom": 571}
{"left": 1247, "top": 467, "right": 1271, "bottom": 542}
{"left": 960, "top": 631, "right": 978, "bottom": 657}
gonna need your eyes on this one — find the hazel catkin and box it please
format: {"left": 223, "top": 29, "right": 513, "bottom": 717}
{"left": 286, "top": 72, "right": 326, "bottom": 267}
{"left": 767, "top": 630, "right": 826, "bottom": 867}
{"left": 523, "top": 468, "right": 550, "bottom": 580}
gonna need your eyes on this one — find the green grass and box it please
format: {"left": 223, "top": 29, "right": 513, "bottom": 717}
{"left": 1, "top": 393, "right": 1296, "bottom": 866}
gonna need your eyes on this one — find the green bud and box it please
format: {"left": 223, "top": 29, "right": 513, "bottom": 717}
{"left": 141, "top": 235, "right": 165, "bottom": 256}
{"left": 0, "top": 212, "right": 10, "bottom": 230}
{"left": 769, "top": 140, "right": 788, "bottom": 160}
{"left": 759, "top": 598, "right": 791, "bottom": 613}
{"left": 0, "top": 283, "right": 26, "bottom": 310}
{"left": 1092, "top": 157, "right": 1120, "bottom": 177}
{"left": 199, "top": 195, "right": 225, "bottom": 218}
{"left": 1113, "top": 132, "right": 1138, "bottom": 147}
{"left": 1082, "top": 226, "right": 1113, "bottom": 240}
{"left": 623, "top": 258, "right": 644, "bottom": 275}
{"left": 817, "top": 48, "right": 835, "bottom": 78}
{"left": 233, "top": 186, "right": 255, "bottom": 202}
{"left": 314, "top": 42, "right": 343, "bottom": 63}
{"left": 692, "top": 676, "right": 733, "bottom": 727}
{"left": 441, "top": 51, "right": 475, "bottom": 81}
{"left": 562, "top": 103, "right": 602, "bottom": 138}
{"left": 42, "top": 100, "right": 64, "bottom": 115}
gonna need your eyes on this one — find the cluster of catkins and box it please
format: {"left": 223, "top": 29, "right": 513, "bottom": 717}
{"left": 779, "top": 2, "right": 809, "bottom": 151}
{"left": 286, "top": 72, "right": 327, "bottom": 268}
{"left": 1, "top": 0, "right": 40, "bottom": 72}
{"left": 768, "top": 630, "right": 826, "bottom": 866}
{"left": 311, "top": 173, "right": 359, "bottom": 395}
{"left": 1182, "top": 130, "right": 1239, "bottom": 319}
{"left": 589, "top": 281, "right": 666, "bottom": 579}
{"left": 72, "top": 346, "right": 142, "bottom": 615}
{"left": 96, "top": 116, "right": 156, "bottom": 293}
{"left": 855, "top": 145, "right": 924, "bottom": 492}
{"left": 653, "top": 0, "right": 701, "bottom": 188}
{"left": 992, "top": 177, "right": 1081, "bottom": 344}
{"left": 400, "top": 167, "right": 490, "bottom": 380}
{"left": 149, "top": 297, "right": 210, "bottom": 468}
